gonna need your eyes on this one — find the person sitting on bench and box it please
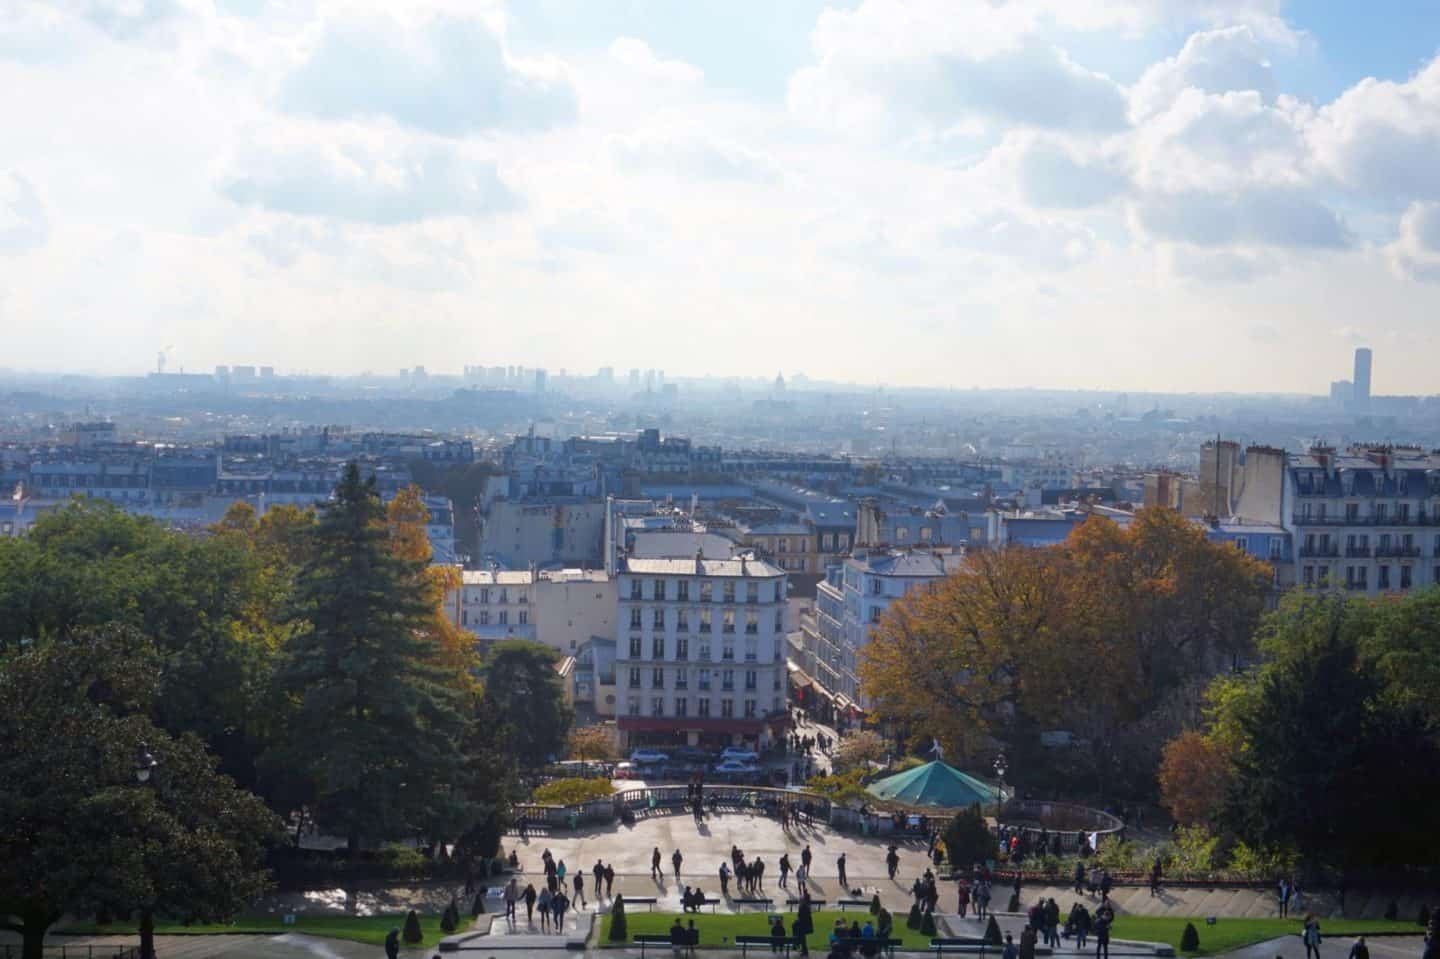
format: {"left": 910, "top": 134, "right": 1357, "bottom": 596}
{"left": 771, "top": 917, "right": 789, "bottom": 954}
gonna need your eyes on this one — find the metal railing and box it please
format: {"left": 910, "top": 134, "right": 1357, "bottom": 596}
{"left": 2, "top": 947, "right": 141, "bottom": 959}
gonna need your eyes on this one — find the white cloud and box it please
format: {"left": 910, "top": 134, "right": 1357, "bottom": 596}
{"left": 1388, "top": 201, "right": 1440, "bottom": 283}
{"left": 941, "top": 210, "right": 1097, "bottom": 269}
{"left": 1133, "top": 188, "right": 1351, "bottom": 249}
{"left": 1015, "top": 137, "right": 1129, "bottom": 208}
{"left": 1132, "top": 89, "right": 1311, "bottom": 193}
{"left": 218, "top": 135, "right": 521, "bottom": 224}
{"left": 607, "top": 37, "right": 702, "bottom": 87}
{"left": 279, "top": 13, "right": 577, "bottom": 135}
{"left": 0, "top": 171, "right": 49, "bottom": 252}
{"left": 609, "top": 131, "right": 780, "bottom": 184}
{"left": 1130, "top": 25, "right": 1282, "bottom": 120}
{"left": 1307, "top": 57, "right": 1440, "bottom": 203}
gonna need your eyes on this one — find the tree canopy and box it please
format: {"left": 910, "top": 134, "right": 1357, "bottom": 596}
{"left": 480, "top": 640, "right": 574, "bottom": 769}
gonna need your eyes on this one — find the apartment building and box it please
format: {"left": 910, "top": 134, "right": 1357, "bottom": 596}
{"left": 451, "top": 568, "right": 615, "bottom": 653}
{"left": 614, "top": 551, "right": 789, "bottom": 751}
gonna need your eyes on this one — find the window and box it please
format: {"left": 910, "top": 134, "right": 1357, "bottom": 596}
{"left": 498, "top": 610, "right": 508, "bottom": 625}
{"left": 1375, "top": 503, "right": 1387, "bottom": 521}
{"left": 1380, "top": 534, "right": 1393, "bottom": 553}
{"left": 628, "top": 636, "right": 641, "bottom": 657}
{"left": 627, "top": 697, "right": 640, "bottom": 716}
{"left": 518, "top": 609, "right": 528, "bottom": 625}
{"left": 797, "top": 558, "right": 807, "bottom": 571}
{"left": 778, "top": 538, "right": 788, "bottom": 553}
{"left": 653, "top": 579, "right": 666, "bottom": 600}
{"left": 821, "top": 533, "right": 833, "bottom": 551}
{"left": 722, "top": 641, "right": 734, "bottom": 661}
{"left": 698, "top": 668, "right": 711, "bottom": 690}
{"left": 720, "top": 699, "right": 734, "bottom": 718}
{"left": 677, "top": 580, "right": 689, "bottom": 601}
{"left": 1355, "top": 566, "right": 1368, "bottom": 589}
{"left": 652, "top": 667, "right": 664, "bottom": 688}
{"left": 651, "top": 697, "right": 664, "bottom": 717}
{"left": 1401, "top": 566, "right": 1413, "bottom": 589}
{"left": 677, "top": 637, "right": 689, "bottom": 660}
{"left": 869, "top": 607, "right": 883, "bottom": 624}
{"left": 699, "top": 642, "right": 711, "bottom": 661}
{"left": 774, "top": 673, "right": 783, "bottom": 691}
{"left": 1345, "top": 502, "right": 1359, "bottom": 520}
{"left": 653, "top": 608, "right": 665, "bottom": 629}
{"left": 723, "top": 610, "right": 736, "bottom": 633}
{"left": 721, "top": 669, "right": 734, "bottom": 691}
{"left": 723, "top": 581, "right": 735, "bottom": 603}
{"left": 744, "top": 699, "right": 757, "bottom": 718}
{"left": 1303, "top": 566, "right": 1314, "bottom": 586}
{"left": 480, "top": 588, "right": 490, "bottom": 604}
{"left": 675, "top": 668, "right": 688, "bottom": 688}
{"left": 700, "top": 580, "right": 712, "bottom": 602}
{"left": 698, "top": 697, "right": 711, "bottom": 717}
{"left": 745, "top": 641, "right": 758, "bottom": 662}
{"left": 674, "top": 697, "right": 688, "bottom": 717}
{"left": 896, "top": 527, "right": 908, "bottom": 543}
{"left": 920, "top": 527, "right": 932, "bottom": 543}
{"left": 1234, "top": 537, "right": 1248, "bottom": 554}
{"left": 1403, "top": 533, "right": 1415, "bottom": 552}
{"left": 1318, "top": 503, "right": 1327, "bottom": 520}
{"left": 1399, "top": 503, "right": 1411, "bottom": 522}
{"left": 744, "top": 670, "right": 757, "bottom": 691}
{"left": 461, "top": 610, "right": 468, "bottom": 626}
{"left": 1434, "top": 566, "right": 1440, "bottom": 585}
{"left": 479, "top": 610, "right": 490, "bottom": 625}
{"left": 630, "top": 580, "right": 643, "bottom": 600}
{"left": 700, "top": 609, "right": 712, "bottom": 633}
{"left": 628, "top": 667, "right": 641, "bottom": 689}
{"left": 870, "top": 578, "right": 883, "bottom": 595}
{"left": 498, "top": 589, "right": 508, "bottom": 604}
{"left": 517, "top": 591, "right": 528, "bottom": 605}
{"left": 630, "top": 608, "right": 642, "bottom": 629}
{"left": 677, "top": 609, "right": 689, "bottom": 632}
{"left": 745, "top": 610, "right": 759, "bottom": 634}
{"left": 747, "top": 583, "right": 758, "bottom": 604}
{"left": 652, "top": 637, "right": 665, "bottom": 659}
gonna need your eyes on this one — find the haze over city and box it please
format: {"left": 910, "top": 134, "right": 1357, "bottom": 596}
{"left": 5, "top": 1, "right": 1440, "bottom": 392}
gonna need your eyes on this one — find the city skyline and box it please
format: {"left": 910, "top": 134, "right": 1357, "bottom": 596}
{"left": 5, "top": 2, "right": 1440, "bottom": 392}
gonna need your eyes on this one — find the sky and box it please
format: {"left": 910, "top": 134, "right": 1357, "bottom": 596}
{"left": 2, "top": 0, "right": 1440, "bottom": 394}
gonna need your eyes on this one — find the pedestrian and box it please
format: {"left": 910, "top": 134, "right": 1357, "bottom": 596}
{"left": 1279, "top": 878, "right": 1292, "bottom": 918}
{"left": 1020, "top": 927, "right": 1037, "bottom": 959}
{"left": 593, "top": 860, "right": 605, "bottom": 899}
{"left": 1074, "top": 862, "right": 1086, "bottom": 895}
{"left": 385, "top": 928, "right": 401, "bottom": 959}
{"left": 797, "top": 862, "right": 809, "bottom": 895}
{"left": 837, "top": 853, "right": 848, "bottom": 891}
{"left": 1303, "top": 916, "right": 1322, "bottom": 959}
{"left": 1045, "top": 898, "right": 1061, "bottom": 948}
{"left": 1149, "top": 858, "right": 1161, "bottom": 897}
{"left": 780, "top": 853, "right": 792, "bottom": 889}
{"left": 1348, "top": 937, "right": 1369, "bottom": 959}
{"left": 673, "top": 849, "right": 684, "bottom": 881}
{"left": 1094, "top": 913, "right": 1111, "bottom": 959}
{"left": 720, "top": 861, "right": 731, "bottom": 897}
{"left": 537, "top": 886, "right": 552, "bottom": 933}
{"left": 802, "top": 845, "right": 813, "bottom": 872}
{"left": 1002, "top": 934, "right": 1017, "bottom": 959}
{"left": 523, "top": 883, "right": 537, "bottom": 924}
{"left": 504, "top": 877, "right": 519, "bottom": 921}
{"left": 957, "top": 881, "right": 970, "bottom": 918}
{"left": 1075, "top": 905, "right": 1091, "bottom": 949}
{"left": 552, "top": 890, "right": 569, "bottom": 934}
{"left": 886, "top": 846, "right": 900, "bottom": 881}
{"left": 653, "top": 847, "right": 663, "bottom": 881}
{"left": 573, "top": 871, "right": 586, "bottom": 909}
{"left": 605, "top": 863, "right": 615, "bottom": 898}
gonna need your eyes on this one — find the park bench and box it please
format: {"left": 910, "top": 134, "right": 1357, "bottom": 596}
{"left": 625, "top": 896, "right": 660, "bottom": 911}
{"left": 833, "top": 936, "right": 903, "bottom": 959}
{"left": 731, "top": 896, "right": 775, "bottom": 909}
{"left": 786, "top": 899, "right": 826, "bottom": 909}
{"left": 735, "top": 935, "right": 803, "bottom": 958}
{"left": 633, "top": 933, "right": 696, "bottom": 958}
{"left": 835, "top": 899, "right": 871, "bottom": 911}
{"left": 699, "top": 897, "right": 721, "bottom": 912}
{"left": 930, "top": 937, "right": 990, "bottom": 957}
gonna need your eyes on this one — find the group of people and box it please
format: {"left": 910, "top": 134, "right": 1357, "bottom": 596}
{"left": 678, "top": 885, "right": 711, "bottom": 913}
{"left": 652, "top": 846, "right": 685, "bottom": 881}
{"left": 500, "top": 876, "right": 571, "bottom": 934}
{"left": 824, "top": 915, "right": 893, "bottom": 959}
{"left": 722, "top": 844, "right": 770, "bottom": 895}
{"left": 953, "top": 875, "right": 993, "bottom": 919}
{"left": 1073, "top": 863, "right": 1115, "bottom": 900}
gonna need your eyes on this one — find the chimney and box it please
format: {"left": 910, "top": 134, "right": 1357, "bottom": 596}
{"left": 695, "top": 547, "right": 704, "bottom": 575}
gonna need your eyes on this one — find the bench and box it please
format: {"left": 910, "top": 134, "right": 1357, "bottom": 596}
{"left": 735, "top": 935, "right": 803, "bottom": 958}
{"left": 835, "top": 899, "right": 872, "bottom": 911}
{"left": 931, "top": 938, "right": 989, "bottom": 957}
{"left": 625, "top": 897, "right": 660, "bottom": 911}
{"left": 731, "top": 897, "right": 775, "bottom": 909}
{"left": 787, "top": 899, "right": 827, "bottom": 909}
{"left": 633, "top": 934, "right": 695, "bottom": 958}
{"left": 833, "top": 937, "right": 903, "bottom": 959}
{"left": 680, "top": 897, "right": 720, "bottom": 914}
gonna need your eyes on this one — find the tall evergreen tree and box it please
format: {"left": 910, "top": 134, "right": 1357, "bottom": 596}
{"left": 262, "top": 462, "right": 473, "bottom": 853}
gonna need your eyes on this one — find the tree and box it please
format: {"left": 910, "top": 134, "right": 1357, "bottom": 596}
{"left": 1180, "top": 923, "right": 1200, "bottom": 952}
{"left": 568, "top": 725, "right": 618, "bottom": 762}
{"left": 0, "top": 626, "right": 281, "bottom": 959}
{"left": 1157, "top": 731, "right": 1232, "bottom": 828}
{"left": 262, "top": 462, "right": 475, "bottom": 854}
{"left": 942, "top": 804, "right": 995, "bottom": 872}
{"left": 832, "top": 729, "right": 889, "bottom": 772}
{"left": 403, "top": 909, "right": 423, "bottom": 944}
{"left": 608, "top": 896, "right": 628, "bottom": 941}
{"left": 480, "top": 641, "right": 574, "bottom": 769}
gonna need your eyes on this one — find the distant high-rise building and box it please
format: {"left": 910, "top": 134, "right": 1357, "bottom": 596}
{"left": 598, "top": 366, "right": 615, "bottom": 383}
{"left": 1353, "top": 348, "right": 1372, "bottom": 410}
{"left": 628, "top": 368, "right": 641, "bottom": 389}
{"left": 1330, "top": 380, "right": 1353, "bottom": 405}
{"left": 534, "top": 368, "right": 547, "bottom": 392}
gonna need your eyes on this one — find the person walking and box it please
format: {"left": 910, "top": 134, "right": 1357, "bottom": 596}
{"left": 886, "top": 846, "right": 900, "bottom": 881}
{"left": 605, "top": 863, "right": 616, "bottom": 898}
{"left": 385, "top": 928, "right": 401, "bottom": 959}
{"left": 976, "top": 881, "right": 991, "bottom": 921}
{"left": 523, "top": 883, "right": 538, "bottom": 924}
{"left": 797, "top": 862, "right": 809, "bottom": 896}
{"left": 593, "top": 860, "right": 606, "bottom": 900}
{"left": 1074, "top": 862, "right": 1086, "bottom": 895}
{"left": 1279, "top": 878, "right": 1292, "bottom": 918}
{"left": 1001, "top": 934, "right": 1017, "bottom": 959}
{"left": 1303, "top": 916, "right": 1322, "bottom": 959}
{"left": 1094, "top": 913, "right": 1111, "bottom": 959}
{"left": 779, "top": 853, "right": 792, "bottom": 889}
{"left": 802, "top": 845, "right": 813, "bottom": 873}
{"left": 1149, "top": 858, "right": 1162, "bottom": 897}
{"left": 537, "top": 886, "right": 553, "bottom": 933}
{"left": 573, "top": 871, "right": 586, "bottom": 909}
{"left": 837, "top": 853, "right": 849, "bottom": 891}
{"left": 504, "top": 877, "right": 519, "bottom": 921}
{"left": 552, "top": 890, "right": 569, "bottom": 934}
{"left": 719, "top": 861, "right": 731, "bottom": 897}
{"left": 956, "top": 881, "right": 970, "bottom": 918}
{"left": 1348, "top": 937, "right": 1369, "bottom": 959}
{"left": 673, "top": 849, "right": 684, "bottom": 881}
{"left": 653, "top": 847, "right": 663, "bottom": 881}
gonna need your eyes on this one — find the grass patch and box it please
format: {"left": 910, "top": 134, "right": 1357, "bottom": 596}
{"left": 600, "top": 910, "right": 930, "bottom": 950}
{"left": 1108, "top": 917, "right": 1418, "bottom": 955}
{"left": 55, "top": 914, "right": 461, "bottom": 948}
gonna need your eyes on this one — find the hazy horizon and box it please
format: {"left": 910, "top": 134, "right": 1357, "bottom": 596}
{"left": 3, "top": 1, "right": 1439, "bottom": 394}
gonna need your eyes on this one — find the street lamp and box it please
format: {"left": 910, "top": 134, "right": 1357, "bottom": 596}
{"left": 133, "top": 744, "right": 159, "bottom": 959}
{"left": 992, "top": 753, "right": 1008, "bottom": 806}
{"left": 135, "top": 743, "right": 158, "bottom": 784}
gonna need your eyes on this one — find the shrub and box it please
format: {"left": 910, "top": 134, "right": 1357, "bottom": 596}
{"left": 532, "top": 777, "right": 614, "bottom": 806}
{"left": 471, "top": 891, "right": 486, "bottom": 917}
{"left": 402, "top": 909, "right": 423, "bottom": 944}
{"left": 870, "top": 894, "right": 881, "bottom": 914}
{"left": 920, "top": 909, "right": 937, "bottom": 936}
{"left": 1171, "top": 825, "right": 1220, "bottom": 876}
{"left": 984, "top": 917, "right": 1003, "bottom": 945}
{"left": 943, "top": 805, "right": 995, "bottom": 873}
{"left": 1225, "top": 842, "right": 1298, "bottom": 882}
{"left": 441, "top": 898, "right": 460, "bottom": 934}
{"left": 609, "top": 896, "right": 628, "bottom": 941}
{"left": 1384, "top": 901, "right": 1398, "bottom": 921}
{"left": 379, "top": 843, "right": 430, "bottom": 874}
{"left": 1180, "top": 923, "right": 1200, "bottom": 952}
{"left": 906, "top": 904, "right": 922, "bottom": 929}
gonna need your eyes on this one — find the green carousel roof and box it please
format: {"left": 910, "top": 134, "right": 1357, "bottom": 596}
{"left": 864, "top": 760, "right": 1000, "bottom": 808}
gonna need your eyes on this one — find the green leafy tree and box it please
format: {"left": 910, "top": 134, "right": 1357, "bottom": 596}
{"left": 262, "top": 462, "right": 475, "bottom": 853}
{"left": 942, "top": 804, "right": 995, "bottom": 872}
{"left": 0, "top": 626, "right": 281, "bottom": 959}
{"left": 480, "top": 641, "right": 574, "bottom": 769}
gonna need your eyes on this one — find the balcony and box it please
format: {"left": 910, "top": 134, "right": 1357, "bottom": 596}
{"left": 1345, "top": 547, "right": 1371, "bottom": 558}
{"left": 1299, "top": 545, "right": 1339, "bottom": 558}
{"left": 1294, "top": 513, "right": 1438, "bottom": 527}
{"left": 1374, "top": 545, "right": 1421, "bottom": 558}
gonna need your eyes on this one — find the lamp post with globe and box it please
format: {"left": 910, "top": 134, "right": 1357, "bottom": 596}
{"left": 133, "top": 743, "right": 159, "bottom": 959}
{"left": 993, "top": 753, "right": 1008, "bottom": 807}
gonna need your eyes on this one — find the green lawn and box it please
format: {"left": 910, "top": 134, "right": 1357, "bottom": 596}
{"left": 56, "top": 913, "right": 462, "bottom": 948}
{"left": 1109, "top": 917, "right": 1419, "bottom": 955}
{"left": 599, "top": 909, "right": 934, "bottom": 951}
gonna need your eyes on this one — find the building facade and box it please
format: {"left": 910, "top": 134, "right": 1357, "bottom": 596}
{"left": 614, "top": 553, "right": 789, "bottom": 750}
